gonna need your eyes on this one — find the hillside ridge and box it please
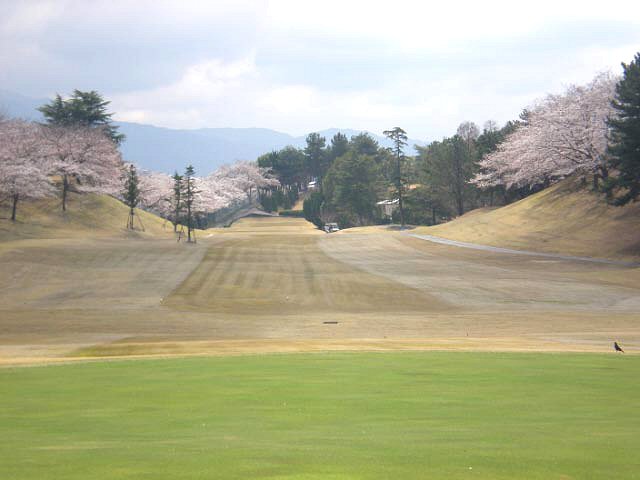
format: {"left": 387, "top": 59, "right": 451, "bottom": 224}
{"left": 0, "top": 193, "right": 175, "bottom": 242}
{"left": 416, "top": 178, "right": 640, "bottom": 260}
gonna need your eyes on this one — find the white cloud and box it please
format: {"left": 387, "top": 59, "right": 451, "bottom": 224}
{"left": 0, "top": 1, "right": 63, "bottom": 36}
{"left": 4, "top": 0, "right": 639, "bottom": 138}
{"left": 265, "top": 0, "right": 640, "bottom": 51}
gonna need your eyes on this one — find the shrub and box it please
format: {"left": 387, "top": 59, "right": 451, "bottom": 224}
{"left": 303, "top": 192, "right": 324, "bottom": 228}
{"left": 279, "top": 209, "right": 304, "bottom": 218}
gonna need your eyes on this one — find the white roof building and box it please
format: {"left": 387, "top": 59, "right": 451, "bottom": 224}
{"left": 376, "top": 199, "right": 399, "bottom": 218}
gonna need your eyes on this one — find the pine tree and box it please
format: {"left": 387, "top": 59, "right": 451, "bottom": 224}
{"left": 170, "top": 172, "right": 184, "bottom": 232}
{"left": 39, "top": 90, "right": 125, "bottom": 145}
{"left": 606, "top": 52, "right": 640, "bottom": 205}
{"left": 383, "top": 127, "right": 408, "bottom": 227}
{"left": 123, "top": 164, "right": 141, "bottom": 230}
{"left": 183, "top": 165, "right": 198, "bottom": 243}
{"left": 304, "top": 133, "right": 327, "bottom": 186}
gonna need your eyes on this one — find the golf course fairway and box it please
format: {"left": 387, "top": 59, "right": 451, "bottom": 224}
{"left": 2, "top": 352, "right": 638, "bottom": 479}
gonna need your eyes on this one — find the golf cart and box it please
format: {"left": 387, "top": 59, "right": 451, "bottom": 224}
{"left": 323, "top": 222, "right": 340, "bottom": 233}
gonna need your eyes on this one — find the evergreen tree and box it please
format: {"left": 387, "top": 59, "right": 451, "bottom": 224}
{"left": 606, "top": 52, "right": 640, "bottom": 205}
{"left": 39, "top": 90, "right": 125, "bottom": 145}
{"left": 383, "top": 127, "right": 408, "bottom": 227}
{"left": 350, "top": 132, "right": 380, "bottom": 157}
{"left": 323, "top": 151, "right": 380, "bottom": 227}
{"left": 183, "top": 165, "right": 198, "bottom": 243}
{"left": 304, "top": 133, "right": 327, "bottom": 185}
{"left": 123, "top": 164, "right": 141, "bottom": 230}
{"left": 303, "top": 192, "right": 324, "bottom": 228}
{"left": 327, "top": 132, "right": 349, "bottom": 165}
{"left": 170, "top": 172, "right": 183, "bottom": 232}
{"left": 258, "top": 147, "right": 306, "bottom": 190}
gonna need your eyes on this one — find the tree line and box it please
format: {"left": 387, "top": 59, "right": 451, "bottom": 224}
{"left": 0, "top": 91, "right": 123, "bottom": 221}
{"left": 257, "top": 130, "right": 403, "bottom": 227}
{"left": 0, "top": 90, "right": 280, "bottom": 234}
{"left": 475, "top": 53, "right": 640, "bottom": 209}
{"left": 256, "top": 51, "right": 640, "bottom": 229}
{"left": 3, "top": 51, "right": 639, "bottom": 231}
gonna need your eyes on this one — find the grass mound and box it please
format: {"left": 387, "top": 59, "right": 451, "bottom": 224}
{"left": 417, "top": 178, "right": 640, "bottom": 260}
{"left": 0, "top": 192, "right": 174, "bottom": 241}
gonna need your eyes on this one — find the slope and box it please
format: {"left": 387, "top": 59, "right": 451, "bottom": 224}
{"left": 416, "top": 178, "right": 640, "bottom": 260}
{"left": 0, "top": 192, "right": 175, "bottom": 241}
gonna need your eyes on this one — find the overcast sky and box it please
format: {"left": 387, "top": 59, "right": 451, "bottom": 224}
{"left": 1, "top": 0, "right": 639, "bottom": 140}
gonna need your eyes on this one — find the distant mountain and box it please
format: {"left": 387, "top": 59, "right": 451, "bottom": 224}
{"left": 0, "top": 89, "right": 46, "bottom": 121}
{"left": 0, "top": 90, "right": 428, "bottom": 174}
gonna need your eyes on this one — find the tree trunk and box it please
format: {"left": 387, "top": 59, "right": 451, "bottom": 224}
{"left": 431, "top": 207, "right": 436, "bottom": 225}
{"left": 62, "top": 174, "right": 69, "bottom": 212}
{"left": 592, "top": 173, "right": 599, "bottom": 191}
{"left": 127, "top": 206, "right": 135, "bottom": 229}
{"left": 187, "top": 203, "right": 192, "bottom": 243}
{"left": 11, "top": 193, "right": 18, "bottom": 221}
{"left": 601, "top": 166, "right": 612, "bottom": 199}
{"left": 456, "top": 192, "right": 464, "bottom": 216}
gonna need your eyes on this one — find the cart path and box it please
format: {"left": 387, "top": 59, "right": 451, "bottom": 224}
{"left": 408, "top": 233, "right": 640, "bottom": 267}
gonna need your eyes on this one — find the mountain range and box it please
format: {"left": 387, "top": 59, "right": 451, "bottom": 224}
{"left": 0, "top": 90, "right": 427, "bottom": 174}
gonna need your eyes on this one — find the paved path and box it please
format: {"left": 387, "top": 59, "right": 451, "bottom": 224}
{"left": 408, "top": 233, "right": 640, "bottom": 267}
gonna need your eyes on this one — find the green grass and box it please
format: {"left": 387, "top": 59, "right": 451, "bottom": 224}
{"left": 2, "top": 352, "right": 639, "bottom": 479}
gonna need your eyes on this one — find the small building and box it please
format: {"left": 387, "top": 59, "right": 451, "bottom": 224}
{"left": 307, "top": 180, "right": 318, "bottom": 190}
{"left": 376, "top": 199, "right": 399, "bottom": 218}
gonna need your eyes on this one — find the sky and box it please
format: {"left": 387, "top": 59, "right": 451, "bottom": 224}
{"left": 1, "top": 0, "right": 639, "bottom": 140}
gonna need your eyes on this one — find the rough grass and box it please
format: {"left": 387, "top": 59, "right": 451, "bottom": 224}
{"left": 414, "top": 178, "right": 640, "bottom": 260}
{"left": 1, "top": 214, "right": 640, "bottom": 363}
{"left": 0, "top": 191, "right": 177, "bottom": 241}
{"left": 1, "top": 352, "right": 639, "bottom": 480}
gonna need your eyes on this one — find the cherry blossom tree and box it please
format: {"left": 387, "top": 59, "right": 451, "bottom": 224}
{"left": 209, "top": 161, "right": 279, "bottom": 202}
{"left": 473, "top": 73, "right": 618, "bottom": 191}
{"left": 135, "top": 161, "right": 281, "bottom": 229}
{"left": 136, "top": 169, "right": 173, "bottom": 216}
{"left": 0, "top": 119, "right": 54, "bottom": 221}
{"left": 40, "top": 125, "right": 124, "bottom": 211}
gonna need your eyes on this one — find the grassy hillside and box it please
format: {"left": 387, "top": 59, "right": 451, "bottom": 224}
{"left": 0, "top": 192, "right": 175, "bottom": 241}
{"left": 417, "top": 178, "right": 640, "bottom": 260}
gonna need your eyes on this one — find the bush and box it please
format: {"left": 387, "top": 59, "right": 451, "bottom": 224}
{"left": 303, "top": 192, "right": 324, "bottom": 228}
{"left": 279, "top": 209, "right": 304, "bottom": 218}
{"left": 259, "top": 188, "right": 299, "bottom": 212}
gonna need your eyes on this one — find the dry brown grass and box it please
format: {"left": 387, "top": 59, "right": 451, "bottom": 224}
{"left": 164, "top": 234, "right": 446, "bottom": 315}
{"left": 0, "top": 192, "right": 177, "bottom": 242}
{"left": 414, "top": 178, "right": 640, "bottom": 260}
{"left": 1, "top": 206, "right": 639, "bottom": 365}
